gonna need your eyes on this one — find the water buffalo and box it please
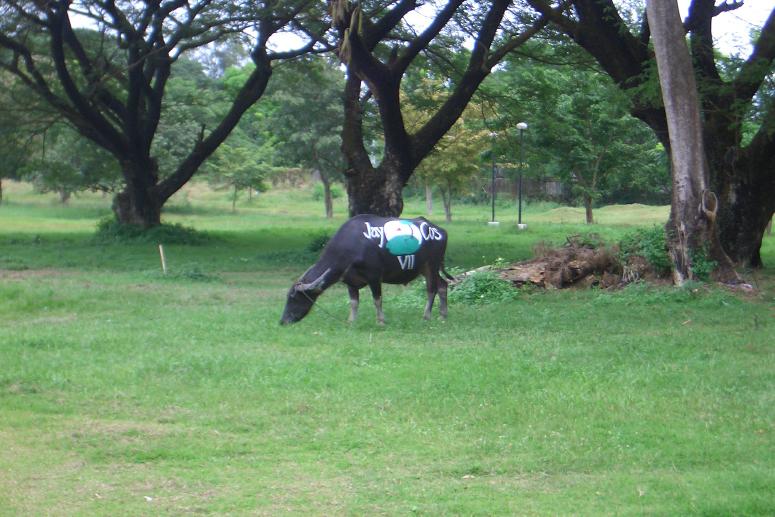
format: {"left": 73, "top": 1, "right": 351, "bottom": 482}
{"left": 280, "top": 214, "right": 453, "bottom": 325}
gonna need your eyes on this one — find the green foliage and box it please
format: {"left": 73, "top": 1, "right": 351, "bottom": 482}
{"left": 690, "top": 246, "right": 718, "bottom": 281}
{"left": 306, "top": 231, "right": 331, "bottom": 253}
{"left": 94, "top": 217, "right": 209, "bottom": 245}
{"left": 483, "top": 46, "right": 669, "bottom": 208}
{"left": 311, "top": 183, "right": 343, "bottom": 201}
{"left": 10, "top": 122, "right": 122, "bottom": 199}
{"left": 619, "top": 225, "right": 671, "bottom": 276}
{"left": 449, "top": 270, "right": 521, "bottom": 305}
{"left": 206, "top": 144, "right": 271, "bottom": 194}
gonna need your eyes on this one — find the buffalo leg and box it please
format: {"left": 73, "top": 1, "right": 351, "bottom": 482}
{"left": 438, "top": 277, "right": 448, "bottom": 320}
{"left": 369, "top": 282, "right": 385, "bottom": 325}
{"left": 348, "top": 285, "right": 360, "bottom": 322}
{"left": 423, "top": 272, "right": 438, "bottom": 320}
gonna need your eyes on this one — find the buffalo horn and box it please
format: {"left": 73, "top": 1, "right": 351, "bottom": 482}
{"left": 297, "top": 268, "right": 331, "bottom": 292}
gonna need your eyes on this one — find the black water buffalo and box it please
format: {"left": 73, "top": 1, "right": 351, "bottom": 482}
{"left": 280, "top": 214, "right": 453, "bottom": 325}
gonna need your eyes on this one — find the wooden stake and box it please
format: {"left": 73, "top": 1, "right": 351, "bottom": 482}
{"left": 158, "top": 244, "right": 167, "bottom": 274}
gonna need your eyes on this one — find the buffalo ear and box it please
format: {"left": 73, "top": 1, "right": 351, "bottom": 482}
{"left": 297, "top": 268, "right": 331, "bottom": 293}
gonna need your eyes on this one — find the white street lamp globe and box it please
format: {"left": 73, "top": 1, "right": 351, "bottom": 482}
{"left": 516, "top": 122, "right": 528, "bottom": 130}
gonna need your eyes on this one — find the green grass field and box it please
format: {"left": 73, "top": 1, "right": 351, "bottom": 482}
{"left": 1, "top": 181, "right": 773, "bottom": 515}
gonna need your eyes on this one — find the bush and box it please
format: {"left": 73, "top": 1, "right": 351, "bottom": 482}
{"left": 689, "top": 247, "right": 717, "bottom": 281}
{"left": 311, "top": 183, "right": 343, "bottom": 201}
{"left": 618, "top": 225, "right": 671, "bottom": 277}
{"left": 448, "top": 270, "right": 520, "bottom": 305}
{"left": 307, "top": 231, "right": 331, "bottom": 253}
{"left": 95, "top": 217, "right": 210, "bottom": 245}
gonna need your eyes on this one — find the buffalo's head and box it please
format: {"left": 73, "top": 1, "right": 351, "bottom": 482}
{"left": 279, "top": 268, "right": 331, "bottom": 325}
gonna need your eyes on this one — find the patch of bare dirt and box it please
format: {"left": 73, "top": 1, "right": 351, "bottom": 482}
{"left": 0, "top": 268, "right": 77, "bottom": 280}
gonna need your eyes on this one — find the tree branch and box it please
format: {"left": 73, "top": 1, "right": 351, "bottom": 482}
{"left": 392, "top": 0, "right": 464, "bottom": 76}
{"left": 732, "top": 7, "right": 775, "bottom": 102}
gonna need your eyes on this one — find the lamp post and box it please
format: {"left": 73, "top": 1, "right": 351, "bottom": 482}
{"left": 516, "top": 122, "right": 528, "bottom": 230}
{"left": 488, "top": 131, "right": 499, "bottom": 226}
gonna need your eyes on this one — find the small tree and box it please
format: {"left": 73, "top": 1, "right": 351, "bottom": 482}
{"left": 22, "top": 123, "right": 121, "bottom": 203}
{"left": 416, "top": 119, "right": 485, "bottom": 222}
{"left": 207, "top": 144, "right": 270, "bottom": 211}
{"left": 262, "top": 58, "right": 346, "bottom": 218}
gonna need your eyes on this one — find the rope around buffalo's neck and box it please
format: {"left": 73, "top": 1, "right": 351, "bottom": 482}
{"left": 299, "top": 288, "right": 350, "bottom": 327}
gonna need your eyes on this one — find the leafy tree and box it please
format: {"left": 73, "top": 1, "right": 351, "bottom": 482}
{"left": 408, "top": 77, "right": 487, "bottom": 222}
{"left": 207, "top": 144, "right": 271, "bottom": 211}
{"left": 527, "top": 0, "right": 775, "bottom": 267}
{"left": 477, "top": 45, "right": 668, "bottom": 220}
{"left": 0, "top": 104, "right": 28, "bottom": 204}
{"left": 416, "top": 121, "right": 484, "bottom": 222}
{"left": 536, "top": 72, "right": 666, "bottom": 223}
{"left": 330, "top": 0, "right": 556, "bottom": 216}
{"left": 262, "top": 57, "right": 346, "bottom": 218}
{"left": 22, "top": 123, "right": 121, "bottom": 203}
{"left": 0, "top": 76, "right": 50, "bottom": 204}
{"left": 0, "top": 0, "right": 329, "bottom": 227}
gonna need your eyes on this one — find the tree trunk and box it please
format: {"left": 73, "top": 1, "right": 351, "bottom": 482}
{"left": 709, "top": 145, "right": 775, "bottom": 267}
{"left": 442, "top": 193, "right": 452, "bottom": 222}
{"left": 583, "top": 194, "right": 594, "bottom": 224}
{"left": 322, "top": 177, "right": 334, "bottom": 219}
{"left": 112, "top": 159, "right": 162, "bottom": 227}
{"left": 59, "top": 190, "right": 71, "bottom": 204}
{"left": 344, "top": 161, "right": 405, "bottom": 217}
{"left": 232, "top": 185, "right": 238, "bottom": 212}
{"left": 647, "top": 0, "right": 736, "bottom": 284}
{"left": 0, "top": 178, "right": 3, "bottom": 205}
{"left": 425, "top": 180, "right": 433, "bottom": 215}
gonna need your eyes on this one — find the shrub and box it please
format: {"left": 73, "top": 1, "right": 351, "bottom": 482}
{"left": 689, "top": 247, "right": 717, "bottom": 281}
{"left": 618, "top": 225, "right": 671, "bottom": 277}
{"left": 311, "top": 183, "right": 343, "bottom": 201}
{"left": 307, "top": 231, "right": 331, "bottom": 253}
{"left": 95, "top": 217, "right": 209, "bottom": 245}
{"left": 448, "top": 270, "right": 520, "bottom": 305}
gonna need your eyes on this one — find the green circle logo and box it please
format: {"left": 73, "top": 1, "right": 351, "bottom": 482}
{"left": 384, "top": 220, "right": 422, "bottom": 255}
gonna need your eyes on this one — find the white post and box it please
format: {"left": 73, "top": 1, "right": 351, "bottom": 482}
{"left": 158, "top": 244, "right": 167, "bottom": 274}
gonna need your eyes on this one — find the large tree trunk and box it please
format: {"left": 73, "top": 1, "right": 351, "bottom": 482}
{"left": 112, "top": 159, "right": 162, "bottom": 227}
{"left": 0, "top": 178, "right": 3, "bottom": 204}
{"left": 709, "top": 139, "right": 775, "bottom": 267}
{"left": 344, "top": 162, "right": 405, "bottom": 216}
{"left": 647, "top": 0, "right": 736, "bottom": 284}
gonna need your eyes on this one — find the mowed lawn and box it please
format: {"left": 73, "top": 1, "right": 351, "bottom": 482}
{"left": 1, "top": 181, "right": 773, "bottom": 515}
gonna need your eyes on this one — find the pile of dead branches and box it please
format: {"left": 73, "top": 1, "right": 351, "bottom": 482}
{"left": 454, "top": 234, "right": 667, "bottom": 290}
